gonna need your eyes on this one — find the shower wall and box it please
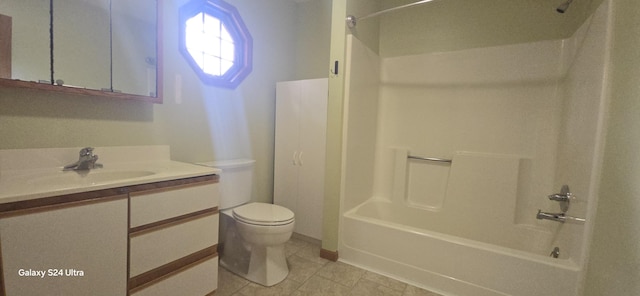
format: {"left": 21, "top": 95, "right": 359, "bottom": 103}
{"left": 341, "top": 0, "right": 610, "bottom": 266}
{"left": 342, "top": 35, "right": 380, "bottom": 211}
{"left": 553, "top": 1, "right": 611, "bottom": 281}
{"left": 373, "top": 38, "right": 565, "bottom": 232}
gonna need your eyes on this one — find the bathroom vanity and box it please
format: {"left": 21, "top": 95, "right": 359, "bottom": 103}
{"left": 0, "top": 146, "right": 219, "bottom": 296}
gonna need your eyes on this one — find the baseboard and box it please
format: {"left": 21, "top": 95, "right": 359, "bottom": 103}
{"left": 320, "top": 248, "right": 339, "bottom": 262}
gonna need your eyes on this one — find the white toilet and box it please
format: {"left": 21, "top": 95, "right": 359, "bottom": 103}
{"left": 201, "top": 159, "right": 295, "bottom": 286}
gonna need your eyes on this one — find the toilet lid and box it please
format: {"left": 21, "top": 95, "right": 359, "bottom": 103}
{"left": 232, "top": 202, "right": 295, "bottom": 226}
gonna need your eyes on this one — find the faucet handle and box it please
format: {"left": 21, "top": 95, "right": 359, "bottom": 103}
{"left": 79, "top": 147, "right": 94, "bottom": 157}
{"left": 548, "top": 184, "right": 572, "bottom": 212}
{"left": 548, "top": 193, "right": 570, "bottom": 202}
{"left": 91, "top": 154, "right": 103, "bottom": 169}
{"left": 548, "top": 185, "right": 572, "bottom": 200}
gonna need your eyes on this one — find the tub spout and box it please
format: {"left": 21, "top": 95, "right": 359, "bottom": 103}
{"left": 536, "top": 210, "right": 566, "bottom": 222}
{"left": 536, "top": 210, "right": 586, "bottom": 223}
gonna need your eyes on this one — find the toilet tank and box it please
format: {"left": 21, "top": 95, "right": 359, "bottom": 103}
{"left": 200, "top": 159, "right": 255, "bottom": 210}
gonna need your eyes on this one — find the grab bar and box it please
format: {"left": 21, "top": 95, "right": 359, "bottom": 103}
{"left": 408, "top": 155, "right": 452, "bottom": 164}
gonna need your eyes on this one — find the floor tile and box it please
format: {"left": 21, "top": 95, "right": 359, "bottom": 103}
{"left": 315, "top": 261, "right": 366, "bottom": 287}
{"left": 217, "top": 267, "right": 250, "bottom": 296}
{"left": 351, "top": 278, "right": 404, "bottom": 296}
{"left": 362, "top": 271, "right": 408, "bottom": 292}
{"left": 217, "top": 236, "right": 444, "bottom": 296}
{"left": 237, "top": 278, "right": 302, "bottom": 296}
{"left": 285, "top": 238, "right": 310, "bottom": 257}
{"left": 293, "top": 243, "right": 331, "bottom": 265}
{"left": 286, "top": 254, "right": 325, "bottom": 283}
{"left": 291, "top": 275, "right": 351, "bottom": 296}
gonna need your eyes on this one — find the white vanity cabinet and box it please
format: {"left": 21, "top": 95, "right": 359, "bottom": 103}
{"left": 274, "top": 78, "right": 328, "bottom": 239}
{"left": 0, "top": 174, "right": 220, "bottom": 296}
{"left": 0, "top": 193, "right": 129, "bottom": 296}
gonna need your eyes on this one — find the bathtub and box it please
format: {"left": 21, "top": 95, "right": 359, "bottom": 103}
{"left": 340, "top": 198, "right": 581, "bottom": 296}
{"left": 338, "top": 0, "right": 610, "bottom": 294}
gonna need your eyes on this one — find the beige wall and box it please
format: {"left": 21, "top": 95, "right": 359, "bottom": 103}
{"left": 160, "top": 0, "right": 299, "bottom": 204}
{"left": 0, "top": 88, "right": 164, "bottom": 148}
{"left": 162, "top": 0, "right": 330, "bottom": 203}
{"left": 585, "top": 0, "right": 640, "bottom": 294}
{"left": 0, "top": 0, "right": 314, "bottom": 205}
{"left": 345, "top": 0, "right": 380, "bottom": 54}
{"left": 322, "top": 0, "right": 347, "bottom": 252}
{"left": 294, "top": 0, "right": 332, "bottom": 79}
{"left": 378, "top": 0, "right": 605, "bottom": 57}
{"left": 321, "top": 0, "right": 383, "bottom": 256}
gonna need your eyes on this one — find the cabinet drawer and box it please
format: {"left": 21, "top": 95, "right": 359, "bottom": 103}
{"left": 130, "top": 181, "right": 219, "bottom": 227}
{"left": 131, "top": 256, "right": 218, "bottom": 296}
{"left": 130, "top": 213, "right": 219, "bottom": 276}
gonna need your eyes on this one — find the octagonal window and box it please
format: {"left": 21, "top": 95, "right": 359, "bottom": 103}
{"left": 179, "top": 0, "right": 252, "bottom": 89}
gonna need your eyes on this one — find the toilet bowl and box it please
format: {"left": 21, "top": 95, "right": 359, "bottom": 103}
{"left": 233, "top": 202, "right": 295, "bottom": 246}
{"left": 200, "top": 159, "right": 295, "bottom": 286}
{"left": 231, "top": 202, "right": 294, "bottom": 285}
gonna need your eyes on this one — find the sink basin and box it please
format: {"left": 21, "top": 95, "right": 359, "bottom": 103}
{"left": 28, "top": 170, "right": 156, "bottom": 187}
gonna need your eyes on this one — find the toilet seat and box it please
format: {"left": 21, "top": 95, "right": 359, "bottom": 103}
{"left": 233, "top": 202, "right": 295, "bottom": 226}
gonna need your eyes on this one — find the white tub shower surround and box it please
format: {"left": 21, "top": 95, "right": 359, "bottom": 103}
{"left": 339, "top": 1, "right": 611, "bottom": 296}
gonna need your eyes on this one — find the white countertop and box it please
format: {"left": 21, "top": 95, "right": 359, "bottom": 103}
{"left": 0, "top": 146, "right": 220, "bottom": 204}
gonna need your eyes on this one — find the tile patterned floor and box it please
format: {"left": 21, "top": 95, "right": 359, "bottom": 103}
{"left": 217, "top": 237, "right": 443, "bottom": 296}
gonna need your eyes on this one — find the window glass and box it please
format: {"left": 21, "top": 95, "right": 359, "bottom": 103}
{"left": 179, "top": 0, "right": 252, "bottom": 89}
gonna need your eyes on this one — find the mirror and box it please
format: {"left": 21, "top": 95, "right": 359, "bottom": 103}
{"left": 111, "top": 0, "right": 158, "bottom": 97}
{"left": 0, "top": 0, "right": 162, "bottom": 103}
{"left": 0, "top": 0, "right": 50, "bottom": 82}
{"left": 53, "top": 0, "right": 111, "bottom": 90}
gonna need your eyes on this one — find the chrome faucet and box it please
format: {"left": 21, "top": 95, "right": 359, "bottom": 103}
{"left": 63, "top": 147, "right": 103, "bottom": 171}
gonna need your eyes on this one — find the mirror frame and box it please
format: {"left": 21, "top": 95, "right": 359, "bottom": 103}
{"left": 0, "top": 1, "right": 163, "bottom": 104}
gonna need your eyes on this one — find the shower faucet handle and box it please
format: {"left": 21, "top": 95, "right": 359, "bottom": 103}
{"left": 548, "top": 193, "right": 570, "bottom": 202}
{"left": 548, "top": 185, "right": 573, "bottom": 201}
{"left": 547, "top": 185, "right": 572, "bottom": 212}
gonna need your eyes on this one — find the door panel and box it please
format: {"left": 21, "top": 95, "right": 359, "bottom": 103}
{"left": 297, "top": 78, "right": 328, "bottom": 239}
{"left": 274, "top": 81, "right": 301, "bottom": 214}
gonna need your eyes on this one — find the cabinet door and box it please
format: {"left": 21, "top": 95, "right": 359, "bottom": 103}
{"left": 274, "top": 80, "right": 302, "bottom": 214}
{"left": 0, "top": 196, "right": 128, "bottom": 296}
{"left": 297, "top": 78, "right": 328, "bottom": 239}
{"left": 274, "top": 78, "right": 328, "bottom": 240}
